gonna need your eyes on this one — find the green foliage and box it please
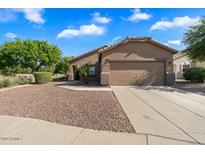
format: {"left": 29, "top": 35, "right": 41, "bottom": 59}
{"left": 52, "top": 74, "right": 67, "bottom": 81}
{"left": 183, "top": 67, "right": 205, "bottom": 82}
{"left": 54, "top": 56, "right": 74, "bottom": 74}
{"left": 0, "top": 75, "right": 32, "bottom": 88}
{"left": 0, "top": 75, "right": 6, "bottom": 88}
{"left": 39, "top": 65, "right": 55, "bottom": 73}
{"left": 0, "top": 39, "right": 61, "bottom": 73}
{"left": 17, "top": 76, "right": 33, "bottom": 85}
{"left": 183, "top": 17, "right": 205, "bottom": 61}
{"left": 77, "top": 63, "right": 90, "bottom": 84}
{"left": 3, "top": 77, "right": 19, "bottom": 87}
{"left": 4, "top": 66, "right": 32, "bottom": 74}
{"left": 34, "top": 72, "right": 52, "bottom": 84}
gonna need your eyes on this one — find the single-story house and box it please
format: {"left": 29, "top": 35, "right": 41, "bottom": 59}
{"left": 174, "top": 52, "right": 205, "bottom": 79}
{"left": 68, "top": 37, "right": 178, "bottom": 86}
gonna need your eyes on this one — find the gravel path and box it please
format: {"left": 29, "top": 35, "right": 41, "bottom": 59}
{"left": 0, "top": 82, "right": 135, "bottom": 133}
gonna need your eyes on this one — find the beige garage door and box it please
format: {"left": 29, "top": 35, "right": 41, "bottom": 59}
{"left": 110, "top": 61, "right": 165, "bottom": 86}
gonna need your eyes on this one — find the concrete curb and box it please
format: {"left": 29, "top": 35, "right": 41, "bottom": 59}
{"left": 57, "top": 85, "right": 112, "bottom": 92}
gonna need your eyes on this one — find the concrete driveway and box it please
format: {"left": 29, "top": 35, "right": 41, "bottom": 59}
{"left": 112, "top": 86, "right": 205, "bottom": 144}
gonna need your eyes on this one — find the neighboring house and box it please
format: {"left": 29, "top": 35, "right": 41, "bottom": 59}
{"left": 174, "top": 52, "right": 205, "bottom": 79}
{"left": 68, "top": 37, "right": 178, "bottom": 86}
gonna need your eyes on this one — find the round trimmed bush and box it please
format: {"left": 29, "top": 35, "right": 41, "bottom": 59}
{"left": 183, "top": 67, "right": 205, "bottom": 82}
{"left": 34, "top": 72, "right": 52, "bottom": 84}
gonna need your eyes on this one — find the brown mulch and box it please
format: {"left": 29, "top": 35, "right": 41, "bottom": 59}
{"left": 0, "top": 82, "right": 135, "bottom": 133}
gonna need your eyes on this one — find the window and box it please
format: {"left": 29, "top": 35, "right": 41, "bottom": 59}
{"left": 89, "top": 66, "right": 96, "bottom": 76}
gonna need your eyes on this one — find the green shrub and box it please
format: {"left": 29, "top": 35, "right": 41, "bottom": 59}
{"left": 183, "top": 67, "right": 205, "bottom": 82}
{"left": 17, "top": 76, "right": 33, "bottom": 85}
{"left": 0, "top": 75, "right": 6, "bottom": 88}
{"left": 0, "top": 66, "right": 32, "bottom": 74}
{"left": 3, "top": 77, "right": 19, "bottom": 87}
{"left": 34, "top": 72, "right": 52, "bottom": 84}
{"left": 0, "top": 75, "right": 30, "bottom": 88}
{"left": 77, "top": 63, "right": 90, "bottom": 84}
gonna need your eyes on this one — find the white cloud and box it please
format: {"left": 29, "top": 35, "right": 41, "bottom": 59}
{"left": 168, "top": 40, "right": 181, "bottom": 45}
{"left": 14, "top": 8, "right": 45, "bottom": 24}
{"left": 91, "top": 12, "right": 111, "bottom": 24}
{"left": 0, "top": 9, "right": 45, "bottom": 24}
{"left": 57, "top": 24, "right": 105, "bottom": 39}
{"left": 80, "top": 24, "right": 105, "bottom": 35}
{"left": 5, "top": 32, "right": 17, "bottom": 39}
{"left": 127, "top": 9, "right": 151, "bottom": 22}
{"left": 150, "top": 16, "right": 200, "bottom": 31}
{"left": 57, "top": 29, "right": 80, "bottom": 38}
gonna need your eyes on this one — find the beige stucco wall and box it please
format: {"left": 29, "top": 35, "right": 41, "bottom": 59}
{"left": 173, "top": 55, "right": 192, "bottom": 79}
{"left": 101, "top": 42, "right": 174, "bottom": 85}
{"left": 101, "top": 42, "right": 173, "bottom": 72}
{"left": 195, "top": 61, "right": 205, "bottom": 68}
{"left": 68, "top": 52, "right": 100, "bottom": 80}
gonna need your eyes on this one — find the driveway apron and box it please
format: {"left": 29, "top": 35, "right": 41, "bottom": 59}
{"left": 112, "top": 86, "right": 205, "bottom": 144}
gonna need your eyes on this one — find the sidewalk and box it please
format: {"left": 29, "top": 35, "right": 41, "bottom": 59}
{"left": 0, "top": 116, "right": 145, "bottom": 145}
{"left": 0, "top": 115, "right": 197, "bottom": 145}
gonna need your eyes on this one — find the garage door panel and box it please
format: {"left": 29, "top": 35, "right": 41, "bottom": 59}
{"left": 110, "top": 61, "right": 165, "bottom": 86}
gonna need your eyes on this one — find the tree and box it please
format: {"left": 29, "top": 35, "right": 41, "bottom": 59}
{"left": 0, "top": 39, "right": 61, "bottom": 73}
{"left": 54, "top": 56, "right": 74, "bottom": 74}
{"left": 183, "top": 17, "right": 205, "bottom": 62}
{"left": 77, "top": 63, "right": 90, "bottom": 84}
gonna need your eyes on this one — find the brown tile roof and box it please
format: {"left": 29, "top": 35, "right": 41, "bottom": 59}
{"left": 102, "top": 36, "right": 178, "bottom": 54}
{"left": 69, "top": 36, "right": 178, "bottom": 63}
{"left": 69, "top": 45, "right": 108, "bottom": 63}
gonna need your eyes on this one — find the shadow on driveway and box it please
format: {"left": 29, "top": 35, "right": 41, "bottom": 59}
{"left": 130, "top": 85, "right": 189, "bottom": 94}
{"left": 129, "top": 83, "right": 205, "bottom": 96}
{"left": 172, "top": 83, "right": 205, "bottom": 96}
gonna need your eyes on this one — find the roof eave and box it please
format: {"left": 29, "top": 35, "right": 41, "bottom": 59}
{"left": 100, "top": 38, "right": 178, "bottom": 55}
{"left": 69, "top": 45, "right": 108, "bottom": 63}
{"left": 148, "top": 40, "right": 178, "bottom": 54}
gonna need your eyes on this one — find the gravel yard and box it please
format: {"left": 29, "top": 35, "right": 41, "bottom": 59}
{"left": 0, "top": 82, "right": 135, "bottom": 133}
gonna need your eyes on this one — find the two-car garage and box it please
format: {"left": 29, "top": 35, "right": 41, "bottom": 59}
{"left": 69, "top": 37, "right": 177, "bottom": 86}
{"left": 110, "top": 61, "right": 166, "bottom": 86}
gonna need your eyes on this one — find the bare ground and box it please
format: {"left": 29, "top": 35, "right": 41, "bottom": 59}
{"left": 0, "top": 82, "right": 135, "bottom": 133}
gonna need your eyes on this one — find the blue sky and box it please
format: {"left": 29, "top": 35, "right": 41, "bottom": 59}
{"left": 0, "top": 8, "right": 204, "bottom": 56}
